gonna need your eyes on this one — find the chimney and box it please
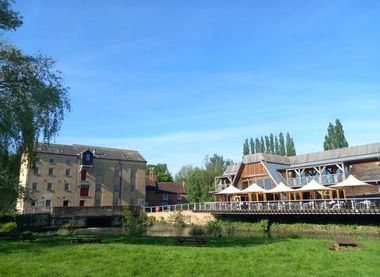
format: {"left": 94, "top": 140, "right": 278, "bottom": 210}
{"left": 148, "top": 170, "right": 157, "bottom": 182}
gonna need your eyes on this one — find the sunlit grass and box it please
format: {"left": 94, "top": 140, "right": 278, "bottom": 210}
{"left": 1, "top": 236, "right": 379, "bottom": 276}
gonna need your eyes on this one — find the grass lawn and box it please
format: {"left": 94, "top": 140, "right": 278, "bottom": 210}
{"left": 1, "top": 236, "right": 379, "bottom": 277}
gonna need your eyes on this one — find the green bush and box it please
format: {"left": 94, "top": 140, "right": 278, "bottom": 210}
{"left": 62, "top": 220, "right": 84, "bottom": 235}
{"left": 259, "top": 219, "right": 270, "bottom": 234}
{"left": 172, "top": 212, "right": 186, "bottom": 231}
{"left": 206, "top": 220, "right": 223, "bottom": 237}
{"left": 123, "top": 208, "right": 151, "bottom": 236}
{"left": 190, "top": 226, "right": 204, "bottom": 236}
{"left": 0, "top": 222, "right": 17, "bottom": 233}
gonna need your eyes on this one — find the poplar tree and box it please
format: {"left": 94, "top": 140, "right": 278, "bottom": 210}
{"left": 323, "top": 119, "right": 349, "bottom": 150}
{"left": 269, "top": 133, "right": 275, "bottom": 154}
{"left": 260, "top": 137, "right": 265, "bottom": 153}
{"left": 265, "top": 136, "right": 270, "bottom": 153}
{"left": 286, "top": 133, "right": 296, "bottom": 156}
{"left": 255, "top": 138, "right": 261, "bottom": 153}
{"left": 243, "top": 138, "right": 250, "bottom": 155}
{"left": 278, "top": 132, "right": 286, "bottom": 156}
{"left": 249, "top": 138, "right": 255, "bottom": 154}
{"left": 274, "top": 136, "right": 279, "bottom": 155}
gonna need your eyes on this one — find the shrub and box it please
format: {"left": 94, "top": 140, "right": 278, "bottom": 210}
{"left": 206, "top": 220, "right": 222, "bottom": 237}
{"left": 123, "top": 208, "right": 151, "bottom": 236}
{"left": 190, "top": 226, "right": 204, "bottom": 236}
{"left": 62, "top": 220, "right": 84, "bottom": 235}
{"left": 172, "top": 212, "right": 186, "bottom": 231}
{"left": 224, "top": 221, "right": 236, "bottom": 236}
{"left": 259, "top": 219, "right": 270, "bottom": 234}
{"left": 0, "top": 222, "right": 17, "bottom": 233}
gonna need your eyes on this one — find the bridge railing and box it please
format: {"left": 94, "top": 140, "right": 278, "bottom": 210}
{"left": 144, "top": 197, "right": 380, "bottom": 213}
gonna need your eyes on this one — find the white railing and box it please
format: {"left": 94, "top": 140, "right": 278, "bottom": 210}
{"left": 144, "top": 197, "right": 380, "bottom": 213}
{"left": 194, "top": 198, "right": 380, "bottom": 212}
{"left": 287, "top": 173, "right": 345, "bottom": 187}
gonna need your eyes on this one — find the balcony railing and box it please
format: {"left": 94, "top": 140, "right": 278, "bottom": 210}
{"left": 287, "top": 173, "right": 345, "bottom": 187}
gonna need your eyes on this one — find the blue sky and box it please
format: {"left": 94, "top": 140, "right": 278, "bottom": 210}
{"left": 8, "top": 0, "right": 380, "bottom": 174}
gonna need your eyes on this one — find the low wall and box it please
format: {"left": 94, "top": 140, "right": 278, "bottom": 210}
{"left": 148, "top": 211, "right": 215, "bottom": 226}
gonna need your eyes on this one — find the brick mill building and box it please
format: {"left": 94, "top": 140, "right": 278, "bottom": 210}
{"left": 17, "top": 143, "right": 147, "bottom": 213}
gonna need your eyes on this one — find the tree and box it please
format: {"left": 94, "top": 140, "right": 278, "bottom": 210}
{"left": 243, "top": 138, "right": 249, "bottom": 155}
{"left": 183, "top": 154, "right": 232, "bottom": 202}
{"left": 255, "top": 138, "right": 261, "bottom": 153}
{"left": 249, "top": 138, "right": 255, "bottom": 154}
{"left": 278, "top": 133, "right": 286, "bottom": 156}
{"left": 323, "top": 119, "right": 349, "bottom": 150}
{"left": 0, "top": 0, "right": 22, "bottom": 31}
{"left": 146, "top": 163, "right": 173, "bottom": 182}
{"left": 264, "top": 136, "right": 270, "bottom": 153}
{"left": 0, "top": 1, "right": 70, "bottom": 212}
{"left": 260, "top": 137, "right": 265, "bottom": 153}
{"left": 274, "top": 136, "right": 279, "bottom": 155}
{"left": 269, "top": 133, "right": 275, "bottom": 154}
{"left": 175, "top": 164, "right": 194, "bottom": 183}
{"left": 285, "top": 133, "right": 296, "bottom": 156}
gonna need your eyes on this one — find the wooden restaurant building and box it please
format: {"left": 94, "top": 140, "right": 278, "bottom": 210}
{"left": 214, "top": 143, "right": 380, "bottom": 201}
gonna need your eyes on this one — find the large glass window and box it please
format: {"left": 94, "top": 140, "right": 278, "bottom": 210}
{"left": 264, "top": 179, "right": 272, "bottom": 190}
{"left": 64, "top": 183, "right": 70, "bottom": 191}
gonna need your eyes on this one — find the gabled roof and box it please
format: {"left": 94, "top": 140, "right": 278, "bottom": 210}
{"left": 146, "top": 179, "right": 186, "bottom": 194}
{"left": 243, "top": 153, "right": 291, "bottom": 165}
{"left": 242, "top": 142, "right": 380, "bottom": 168}
{"left": 35, "top": 143, "right": 146, "bottom": 162}
{"left": 223, "top": 163, "right": 241, "bottom": 175}
{"left": 289, "top": 142, "right": 380, "bottom": 167}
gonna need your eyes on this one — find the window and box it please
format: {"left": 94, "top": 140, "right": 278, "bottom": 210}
{"left": 34, "top": 167, "right": 40, "bottom": 176}
{"left": 64, "top": 183, "right": 70, "bottom": 191}
{"left": 264, "top": 179, "right": 272, "bottom": 190}
{"left": 163, "top": 193, "right": 169, "bottom": 201}
{"left": 45, "top": 200, "right": 51, "bottom": 207}
{"left": 49, "top": 158, "right": 55, "bottom": 164}
{"left": 65, "top": 168, "right": 71, "bottom": 177}
{"left": 31, "top": 200, "right": 36, "bottom": 207}
{"left": 177, "top": 193, "right": 182, "bottom": 201}
{"left": 79, "top": 200, "right": 85, "bottom": 206}
{"left": 63, "top": 200, "right": 69, "bottom": 207}
{"left": 257, "top": 180, "right": 264, "bottom": 188}
{"left": 35, "top": 157, "right": 41, "bottom": 163}
{"left": 80, "top": 184, "right": 89, "bottom": 197}
{"left": 95, "top": 183, "right": 102, "bottom": 192}
{"left": 66, "top": 159, "right": 72, "bottom": 166}
{"left": 32, "top": 182, "right": 38, "bottom": 191}
{"left": 95, "top": 198, "right": 101, "bottom": 207}
{"left": 80, "top": 169, "right": 87, "bottom": 181}
{"left": 130, "top": 184, "right": 135, "bottom": 192}
{"left": 47, "top": 183, "right": 53, "bottom": 191}
{"left": 48, "top": 168, "right": 54, "bottom": 176}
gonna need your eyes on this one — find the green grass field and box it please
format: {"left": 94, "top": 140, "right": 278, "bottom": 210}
{"left": 1, "top": 236, "right": 379, "bottom": 277}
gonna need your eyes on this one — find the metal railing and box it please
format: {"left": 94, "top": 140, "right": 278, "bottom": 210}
{"left": 144, "top": 197, "right": 380, "bottom": 213}
{"left": 287, "top": 173, "right": 345, "bottom": 187}
{"left": 194, "top": 198, "right": 380, "bottom": 213}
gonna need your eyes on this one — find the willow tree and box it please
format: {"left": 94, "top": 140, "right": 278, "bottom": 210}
{"left": 0, "top": 0, "right": 70, "bottom": 212}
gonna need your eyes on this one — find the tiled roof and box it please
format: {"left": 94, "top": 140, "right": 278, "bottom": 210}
{"left": 146, "top": 178, "right": 186, "bottom": 194}
{"left": 242, "top": 142, "right": 380, "bottom": 167}
{"left": 288, "top": 142, "right": 380, "bottom": 166}
{"left": 243, "top": 153, "right": 291, "bottom": 165}
{"left": 35, "top": 143, "right": 146, "bottom": 162}
{"left": 223, "top": 163, "right": 241, "bottom": 175}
